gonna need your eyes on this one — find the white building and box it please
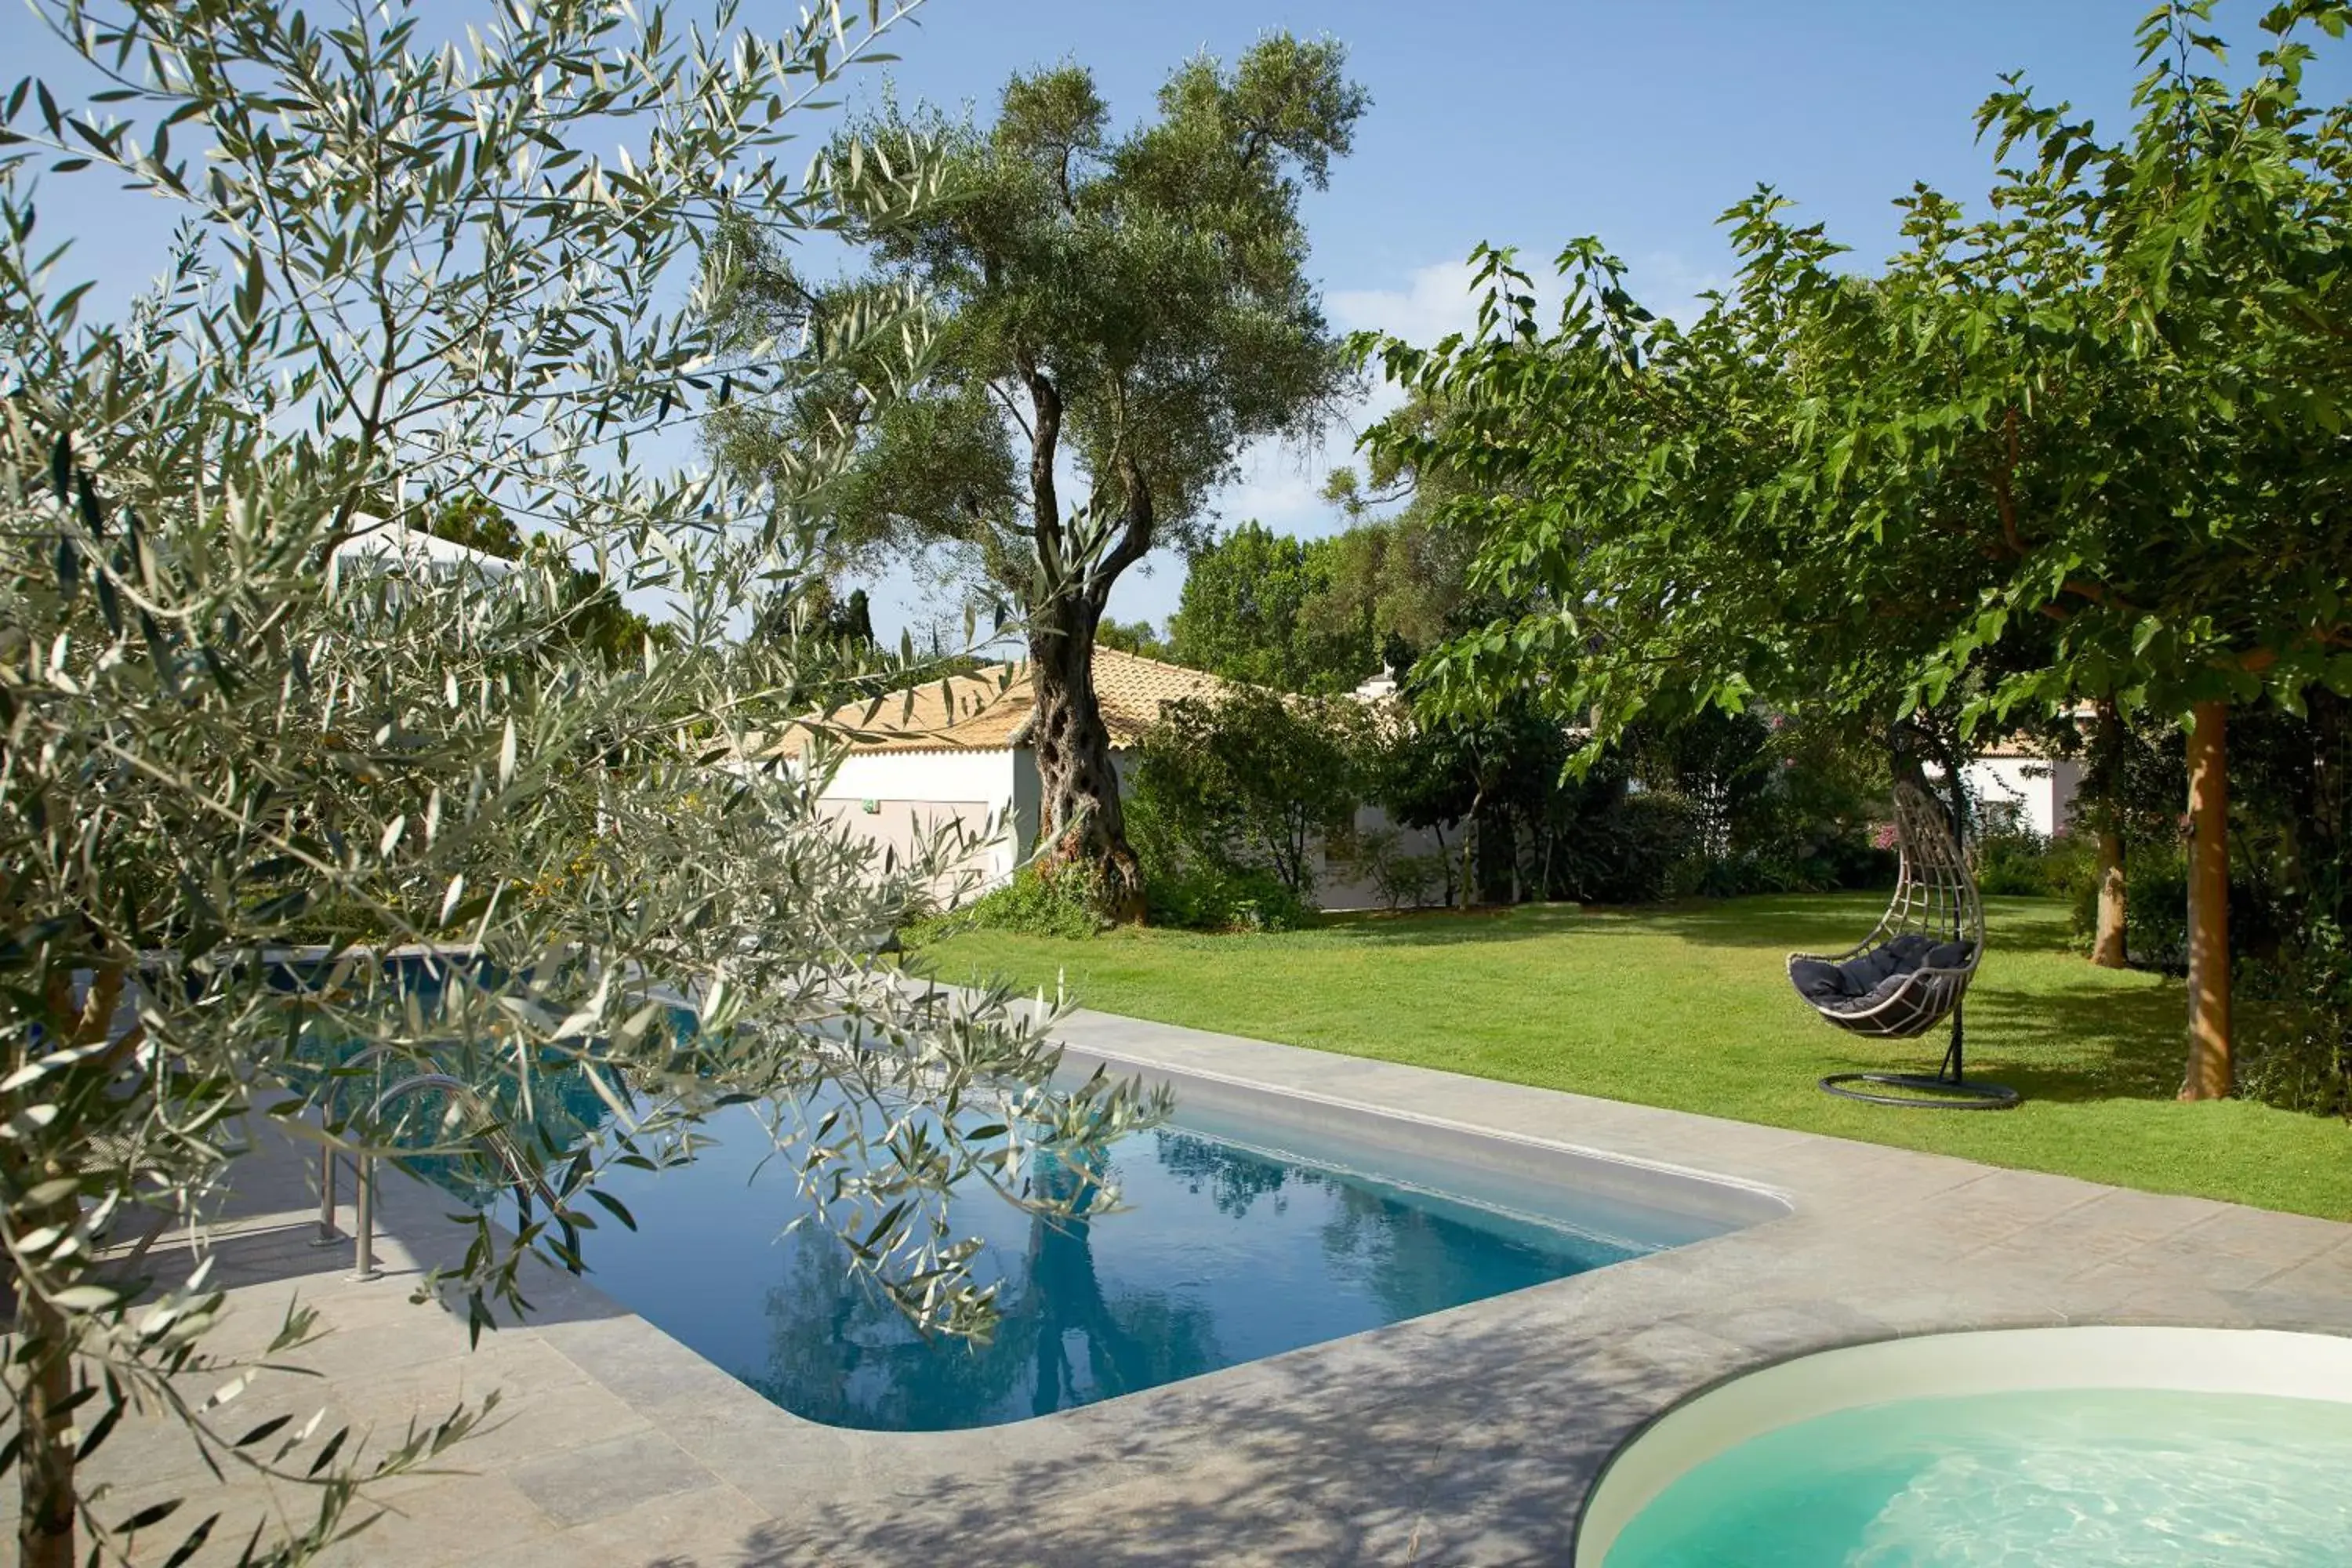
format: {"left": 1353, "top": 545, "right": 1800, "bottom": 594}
{"left": 1962, "top": 740, "right": 2084, "bottom": 840}
{"left": 328, "top": 517, "right": 516, "bottom": 590}
{"left": 769, "top": 647, "right": 1433, "bottom": 909}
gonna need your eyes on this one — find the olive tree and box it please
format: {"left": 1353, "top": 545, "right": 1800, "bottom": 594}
{"left": 706, "top": 36, "right": 1368, "bottom": 917}
{"left": 0, "top": 4, "right": 1163, "bottom": 1565}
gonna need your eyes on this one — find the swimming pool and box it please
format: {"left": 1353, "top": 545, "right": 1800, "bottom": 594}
{"left": 1578, "top": 1327, "right": 2352, "bottom": 1567}
{"left": 524, "top": 1053, "right": 1784, "bottom": 1432}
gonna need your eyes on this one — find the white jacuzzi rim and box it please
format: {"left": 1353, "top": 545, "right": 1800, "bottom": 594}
{"left": 1572, "top": 1323, "right": 2352, "bottom": 1566}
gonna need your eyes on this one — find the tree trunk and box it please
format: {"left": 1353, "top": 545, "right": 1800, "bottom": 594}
{"left": 17, "top": 1226, "right": 78, "bottom": 1568}
{"left": 2310, "top": 688, "right": 2349, "bottom": 925}
{"left": 1458, "top": 792, "right": 1485, "bottom": 910}
{"left": 1029, "top": 606, "right": 1142, "bottom": 922}
{"left": 9, "top": 969, "right": 127, "bottom": 1568}
{"left": 2090, "top": 699, "right": 2129, "bottom": 969}
{"left": 1017, "top": 360, "right": 1150, "bottom": 922}
{"left": 2181, "top": 699, "right": 2232, "bottom": 1101}
{"left": 2093, "top": 826, "right": 2129, "bottom": 968}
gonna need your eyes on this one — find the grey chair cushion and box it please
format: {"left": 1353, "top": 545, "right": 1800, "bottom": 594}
{"left": 1791, "top": 957, "right": 1859, "bottom": 1004}
{"left": 1795, "top": 933, "right": 1976, "bottom": 1015}
{"left": 1835, "top": 970, "right": 1919, "bottom": 1014}
{"left": 1842, "top": 936, "right": 1916, "bottom": 990}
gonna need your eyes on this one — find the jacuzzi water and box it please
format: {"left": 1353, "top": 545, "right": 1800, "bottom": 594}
{"left": 1602, "top": 1386, "right": 2352, "bottom": 1566}
{"left": 564, "top": 1094, "right": 1681, "bottom": 1431}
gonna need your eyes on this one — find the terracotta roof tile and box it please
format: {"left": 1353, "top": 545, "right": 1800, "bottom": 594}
{"left": 771, "top": 646, "right": 1232, "bottom": 757}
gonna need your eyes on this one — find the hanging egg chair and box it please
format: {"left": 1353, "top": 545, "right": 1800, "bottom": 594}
{"left": 1788, "top": 782, "right": 2018, "bottom": 1109}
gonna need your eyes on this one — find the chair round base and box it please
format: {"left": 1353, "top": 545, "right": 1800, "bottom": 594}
{"left": 1819, "top": 1071, "right": 2020, "bottom": 1110}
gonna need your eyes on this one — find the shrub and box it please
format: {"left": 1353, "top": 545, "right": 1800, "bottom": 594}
{"left": 1122, "top": 789, "right": 1314, "bottom": 931}
{"left": 1130, "top": 689, "right": 1367, "bottom": 898}
{"left": 2061, "top": 845, "right": 2290, "bottom": 972}
{"left": 1144, "top": 864, "right": 1313, "bottom": 932}
{"left": 1555, "top": 792, "right": 1698, "bottom": 905}
{"left": 2239, "top": 918, "right": 2352, "bottom": 1116}
{"left": 1346, "top": 828, "right": 1443, "bottom": 910}
{"left": 1975, "top": 825, "right": 2061, "bottom": 897}
{"left": 908, "top": 864, "right": 1103, "bottom": 942}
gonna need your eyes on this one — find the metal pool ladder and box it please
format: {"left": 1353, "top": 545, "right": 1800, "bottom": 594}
{"left": 313, "top": 1053, "right": 578, "bottom": 1281}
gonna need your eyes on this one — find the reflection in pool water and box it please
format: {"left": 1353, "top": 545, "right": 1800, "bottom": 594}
{"left": 307, "top": 971, "right": 1672, "bottom": 1432}
{"left": 578, "top": 1103, "right": 1648, "bottom": 1431}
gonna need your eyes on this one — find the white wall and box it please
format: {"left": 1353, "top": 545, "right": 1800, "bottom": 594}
{"left": 1963, "top": 755, "right": 2085, "bottom": 840}
{"left": 1315, "top": 805, "right": 1450, "bottom": 912}
{"left": 807, "top": 749, "right": 1025, "bottom": 906}
{"left": 804, "top": 742, "right": 1443, "bottom": 912}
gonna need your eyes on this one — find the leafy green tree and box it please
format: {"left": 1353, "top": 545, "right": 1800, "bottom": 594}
{"left": 1167, "top": 511, "right": 1465, "bottom": 695}
{"left": 426, "top": 495, "right": 661, "bottom": 670}
{"left": 425, "top": 493, "right": 526, "bottom": 561}
{"left": 1363, "top": 2, "right": 2352, "bottom": 1098}
{"left": 1131, "top": 689, "right": 1368, "bottom": 899}
{"left": 753, "top": 578, "right": 877, "bottom": 653}
{"left": 1301, "top": 510, "right": 1473, "bottom": 680}
{"left": 1095, "top": 616, "right": 1170, "bottom": 659}
{"left": 0, "top": 5, "right": 1165, "bottom": 1564}
{"left": 1168, "top": 521, "right": 1363, "bottom": 691}
{"left": 708, "top": 37, "right": 1369, "bottom": 916}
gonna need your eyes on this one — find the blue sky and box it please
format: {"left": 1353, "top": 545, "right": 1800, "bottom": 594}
{"left": 7, "top": 2, "right": 2331, "bottom": 641}
{"left": 841, "top": 1, "right": 2215, "bottom": 637}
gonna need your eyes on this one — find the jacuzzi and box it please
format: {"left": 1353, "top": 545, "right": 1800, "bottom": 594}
{"left": 1576, "top": 1326, "right": 2352, "bottom": 1566}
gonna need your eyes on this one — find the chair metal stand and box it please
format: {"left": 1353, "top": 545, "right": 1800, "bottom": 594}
{"left": 1820, "top": 1004, "right": 2019, "bottom": 1109}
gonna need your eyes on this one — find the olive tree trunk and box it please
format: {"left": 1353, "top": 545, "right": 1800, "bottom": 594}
{"left": 2180, "top": 699, "right": 2232, "bottom": 1101}
{"left": 16, "top": 1240, "right": 78, "bottom": 1568}
{"left": 1029, "top": 604, "right": 1143, "bottom": 921}
{"left": 1018, "top": 366, "right": 1148, "bottom": 922}
{"left": 2089, "top": 699, "right": 2129, "bottom": 969}
{"left": 9, "top": 964, "right": 129, "bottom": 1568}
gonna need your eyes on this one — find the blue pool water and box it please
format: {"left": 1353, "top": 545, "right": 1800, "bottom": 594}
{"left": 551, "top": 1095, "right": 1671, "bottom": 1431}
{"left": 296, "top": 968, "right": 1722, "bottom": 1430}
{"left": 1603, "top": 1388, "right": 2352, "bottom": 1566}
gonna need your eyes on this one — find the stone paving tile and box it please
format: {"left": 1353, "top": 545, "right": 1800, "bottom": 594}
{"left": 319, "top": 1472, "right": 558, "bottom": 1568}
{"left": 506, "top": 1428, "right": 720, "bottom": 1528}
{"left": 538, "top": 1311, "right": 750, "bottom": 1408}
{"left": 2094, "top": 1229, "right": 2321, "bottom": 1294}
{"left": 557, "top": 1483, "right": 781, "bottom": 1567}
{"left": 1612, "top": 1317, "right": 1757, "bottom": 1382}
{"left": 2175, "top": 1203, "right": 2351, "bottom": 1274}
{"left": 118, "top": 1011, "right": 2352, "bottom": 1567}
{"left": 385, "top": 1373, "right": 657, "bottom": 1483}
{"left": 446, "top": 1532, "right": 634, "bottom": 1568}
{"left": 2063, "top": 1185, "right": 2240, "bottom": 1239}
{"left": 649, "top": 1403, "right": 865, "bottom": 1519}
{"left": 2243, "top": 1236, "right": 2352, "bottom": 1298}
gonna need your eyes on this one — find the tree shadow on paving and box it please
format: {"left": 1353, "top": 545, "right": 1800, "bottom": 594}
{"left": 714, "top": 1308, "right": 1682, "bottom": 1568}
{"left": 115, "top": 1139, "right": 633, "bottom": 1333}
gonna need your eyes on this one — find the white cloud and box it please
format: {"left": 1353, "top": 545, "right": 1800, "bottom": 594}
{"left": 1327, "top": 257, "right": 1487, "bottom": 347}
{"left": 1632, "top": 249, "right": 1733, "bottom": 329}
{"left": 1215, "top": 444, "right": 1331, "bottom": 533}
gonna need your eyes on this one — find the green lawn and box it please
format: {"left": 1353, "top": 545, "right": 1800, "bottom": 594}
{"left": 916, "top": 895, "right": 2352, "bottom": 1220}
